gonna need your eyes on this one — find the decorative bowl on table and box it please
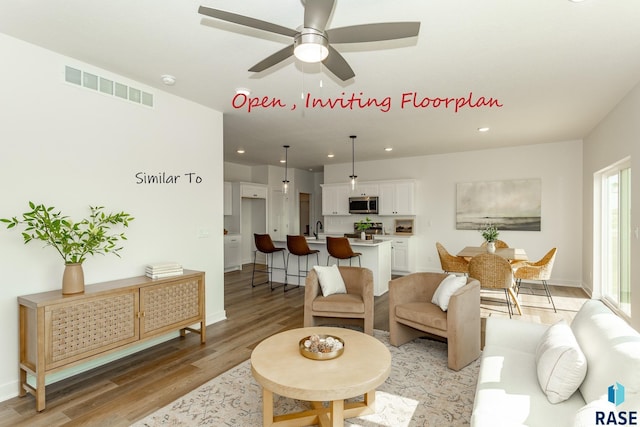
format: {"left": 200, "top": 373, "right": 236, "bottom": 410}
{"left": 299, "top": 334, "right": 345, "bottom": 360}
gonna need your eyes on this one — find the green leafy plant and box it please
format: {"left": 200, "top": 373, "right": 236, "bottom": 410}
{"left": 1, "top": 202, "right": 134, "bottom": 264}
{"left": 480, "top": 222, "right": 499, "bottom": 242}
{"left": 355, "top": 216, "right": 373, "bottom": 231}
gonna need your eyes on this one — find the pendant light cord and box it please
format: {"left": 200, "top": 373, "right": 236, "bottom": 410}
{"left": 283, "top": 145, "right": 290, "bottom": 194}
{"left": 349, "top": 135, "right": 357, "bottom": 189}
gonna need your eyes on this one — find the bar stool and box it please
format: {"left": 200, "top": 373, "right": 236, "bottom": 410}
{"left": 285, "top": 235, "right": 320, "bottom": 291}
{"left": 252, "top": 233, "right": 287, "bottom": 291}
{"left": 326, "top": 236, "right": 362, "bottom": 267}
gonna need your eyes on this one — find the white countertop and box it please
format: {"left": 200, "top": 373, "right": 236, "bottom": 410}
{"left": 304, "top": 238, "right": 390, "bottom": 246}
{"left": 319, "top": 232, "right": 412, "bottom": 237}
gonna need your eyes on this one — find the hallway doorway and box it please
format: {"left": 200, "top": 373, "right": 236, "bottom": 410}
{"left": 299, "top": 192, "right": 310, "bottom": 236}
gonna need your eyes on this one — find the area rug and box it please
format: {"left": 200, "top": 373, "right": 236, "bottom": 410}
{"left": 132, "top": 330, "right": 480, "bottom": 426}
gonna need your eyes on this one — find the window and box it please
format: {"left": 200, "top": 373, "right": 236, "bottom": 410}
{"left": 597, "top": 158, "right": 631, "bottom": 317}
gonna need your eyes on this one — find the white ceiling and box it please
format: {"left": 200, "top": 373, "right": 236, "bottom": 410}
{"left": 2, "top": 0, "right": 640, "bottom": 171}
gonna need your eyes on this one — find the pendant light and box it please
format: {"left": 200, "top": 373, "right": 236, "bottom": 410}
{"left": 349, "top": 135, "right": 357, "bottom": 191}
{"left": 282, "top": 145, "right": 290, "bottom": 194}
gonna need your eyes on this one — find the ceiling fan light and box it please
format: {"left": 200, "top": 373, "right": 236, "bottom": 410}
{"left": 294, "top": 29, "right": 329, "bottom": 63}
{"left": 294, "top": 43, "right": 329, "bottom": 63}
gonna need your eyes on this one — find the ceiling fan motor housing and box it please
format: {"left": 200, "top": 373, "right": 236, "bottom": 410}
{"left": 294, "top": 28, "right": 329, "bottom": 62}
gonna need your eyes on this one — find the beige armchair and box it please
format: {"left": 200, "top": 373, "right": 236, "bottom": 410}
{"left": 389, "top": 272, "right": 481, "bottom": 371}
{"left": 304, "top": 266, "right": 374, "bottom": 335}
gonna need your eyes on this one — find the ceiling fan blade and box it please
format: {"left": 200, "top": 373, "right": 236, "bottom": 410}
{"left": 248, "top": 44, "right": 295, "bottom": 72}
{"left": 322, "top": 45, "right": 355, "bottom": 81}
{"left": 304, "top": 0, "right": 335, "bottom": 31}
{"left": 327, "top": 22, "right": 420, "bottom": 43}
{"left": 198, "top": 6, "right": 298, "bottom": 38}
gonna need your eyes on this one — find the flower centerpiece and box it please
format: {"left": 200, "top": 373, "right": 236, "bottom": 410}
{"left": 1, "top": 202, "right": 134, "bottom": 294}
{"left": 480, "top": 222, "right": 499, "bottom": 253}
{"left": 355, "top": 217, "right": 373, "bottom": 240}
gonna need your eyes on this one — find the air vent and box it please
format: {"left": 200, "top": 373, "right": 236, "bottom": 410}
{"left": 65, "top": 66, "right": 154, "bottom": 107}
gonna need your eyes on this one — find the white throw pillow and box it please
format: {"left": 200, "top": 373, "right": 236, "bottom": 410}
{"left": 431, "top": 274, "right": 467, "bottom": 311}
{"left": 573, "top": 398, "right": 616, "bottom": 427}
{"left": 535, "top": 320, "right": 588, "bottom": 404}
{"left": 313, "top": 264, "right": 347, "bottom": 297}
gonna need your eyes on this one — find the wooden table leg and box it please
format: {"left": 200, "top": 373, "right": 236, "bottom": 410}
{"left": 262, "top": 388, "right": 274, "bottom": 427}
{"left": 363, "top": 389, "right": 376, "bottom": 409}
{"left": 329, "top": 399, "right": 344, "bottom": 427}
{"left": 508, "top": 287, "right": 523, "bottom": 316}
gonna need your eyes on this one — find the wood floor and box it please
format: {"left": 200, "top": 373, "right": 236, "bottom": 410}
{"left": 0, "top": 265, "right": 588, "bottom": 427}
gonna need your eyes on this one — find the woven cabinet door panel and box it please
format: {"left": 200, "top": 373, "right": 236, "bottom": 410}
{"left": 45, "top": 290, "right": 139, "bottom": 370}
{"left": 140, "top": 278, "right": 203, "bottom": 337}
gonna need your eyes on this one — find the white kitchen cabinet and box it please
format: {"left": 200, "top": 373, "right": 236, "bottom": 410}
{"left": 321, "top": 184, "right": 351, "bottom": 215}
{"left": 351, "top": 183, "right": 379, "bottom": 197}
{"left": 240, "top": 183, "right": 268, "bottom": 199}
{"left": 224, "top": 234, "right": 242, "bottom": 271}
{"left": 379, "top": 180, "right": 415, "bottom": 215}
{"left": 390, "top": 238, "right": 410, "bottom": 272}
{"left": 377, "top": 235, "right": 414, "bottom": 274}
{"left": 224, "top": 182, "right": 233, "bottom": 216}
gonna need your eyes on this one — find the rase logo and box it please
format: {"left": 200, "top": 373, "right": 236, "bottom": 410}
{"left": 610, "top": 383, "right": 626, "bottom": 406}
{"left": 596, "top": 382, "right": 638, "bottom": 425}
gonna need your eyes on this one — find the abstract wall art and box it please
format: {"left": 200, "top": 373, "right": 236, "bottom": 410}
{"left": 456, "top": 178, "right": 541, "bottom": 231}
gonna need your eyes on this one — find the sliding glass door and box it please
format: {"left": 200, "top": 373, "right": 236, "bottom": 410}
{"left": 599, "top": 158, "right": 631, "bottom": 316}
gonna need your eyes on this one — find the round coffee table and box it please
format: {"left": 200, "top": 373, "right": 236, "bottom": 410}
{"left": 251, "top": 326, "right": 391, "bottom": 427}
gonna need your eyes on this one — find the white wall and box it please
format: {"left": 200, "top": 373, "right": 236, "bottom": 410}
{"left": 224, "top": 162, "right": 253, "bottom": 183}
{"left": 0, "top": 34, "right": 225, "bottom": 400}
{"left": 583, "top": 80, "right": 640, "bottom": 330}
{"left": 324, "top": 140, "right": 583, "bottom": 286}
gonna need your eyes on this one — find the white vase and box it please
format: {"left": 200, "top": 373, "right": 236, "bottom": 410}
{"left": 486, "top": 242, "right": 496, "bottom": 253}
{"left": 361, "top": 231, "right": 366, "bottom": 240}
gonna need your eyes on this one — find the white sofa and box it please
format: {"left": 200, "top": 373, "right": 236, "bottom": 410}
{"left": 471, "top": 300, "right": 640, "bottom": 427}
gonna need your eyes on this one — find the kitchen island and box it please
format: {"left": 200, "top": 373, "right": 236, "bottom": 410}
{"left": 272, "top": 238, "right": 392, "bottom": 296}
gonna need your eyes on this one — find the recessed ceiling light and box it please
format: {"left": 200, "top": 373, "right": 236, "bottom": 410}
{"left": 477, "top": 127, "right": 490, "bottom": 132}
{"left": 384, "top": 147, "right": 393, "bottom": 152}
{"left": 280, "top": 159, "right": 286, "bottom": 163}
{"left": 569, "top": 0, "right": 585, "bottom": 2}
{"left": 161, "top": 74, "right": 176, "bottom": 86}
{"left": 236, "top": 149, "right": 245, "bottom": 154}
{"left": 327, "top": 153, "right": 335, "bottom": 158}
{"left": 235, "top": 87, "right": 251, "bottom": 96}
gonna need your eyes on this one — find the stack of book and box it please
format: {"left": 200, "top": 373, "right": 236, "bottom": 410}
{"left": 145, "top": 262, "right": 183, "bottom": 279}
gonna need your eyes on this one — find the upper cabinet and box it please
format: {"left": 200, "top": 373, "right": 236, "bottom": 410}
{"left": 351, "top": 183, "right": 379, "bottom": 197}
{"left": 321, "top": 184, "right": 351, "bottom": 215}
{"left": 321, "top": 180, "right": 415, "bottom": 217}
{"left": 240, "top": 183, "right": 268, "bottom": 199}
{"left": 378, "top": 180, "right": 416, "bottom": 215}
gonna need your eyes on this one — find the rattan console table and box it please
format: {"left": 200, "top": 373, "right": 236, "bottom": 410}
{"left": 18, "top": 269, "right": 206, "bottom": 411}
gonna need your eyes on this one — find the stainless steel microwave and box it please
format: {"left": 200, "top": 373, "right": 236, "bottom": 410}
{"left": 349, "top": 196, "right": 378, "bottom": 214}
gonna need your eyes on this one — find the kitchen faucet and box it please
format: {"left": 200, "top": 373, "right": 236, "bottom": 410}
{"left": 313, "top": 220, "right": 323, "bottom": 239}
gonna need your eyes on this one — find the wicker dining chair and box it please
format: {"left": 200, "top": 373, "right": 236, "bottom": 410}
{"left": 469, "top": 253, "right": 519, "bottom": 318}
{"left": 435, "top": 242, "right": 469, "bottom": 275}
{"left": 513, "top": 248, "right": 557, "bottom": 312}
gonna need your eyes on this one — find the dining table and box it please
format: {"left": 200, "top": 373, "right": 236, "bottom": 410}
{"left": 456, "top": 246, "right": 528, "bottom": 261}
{"left": 457, "top": 246, "right": 528, "bottom": 316}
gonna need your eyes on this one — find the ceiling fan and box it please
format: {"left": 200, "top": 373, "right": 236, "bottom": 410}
{"left": 198, "top": 0, "right": 420, "bottom": 81}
